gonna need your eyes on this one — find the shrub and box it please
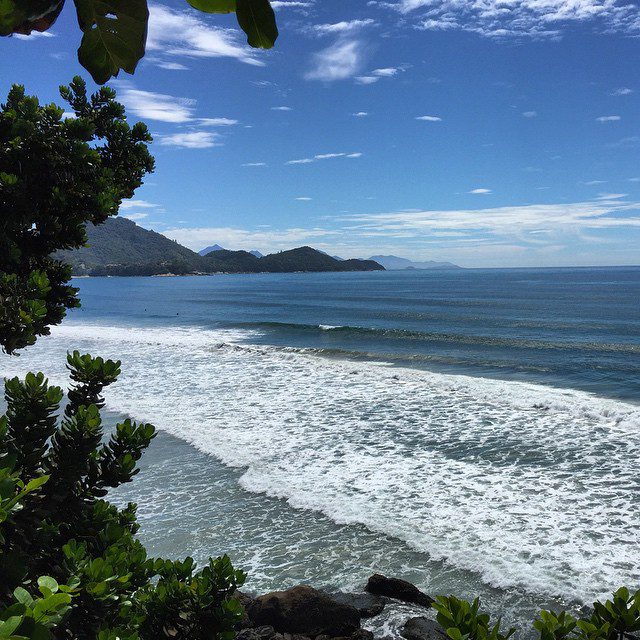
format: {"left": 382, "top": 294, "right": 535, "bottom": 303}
{"left": 0, "top": 352, "right": 245, "bottom": 639}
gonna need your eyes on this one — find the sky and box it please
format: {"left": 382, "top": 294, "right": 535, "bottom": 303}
{"left": 1, "top": 0, "right": 640, "bottom": 268}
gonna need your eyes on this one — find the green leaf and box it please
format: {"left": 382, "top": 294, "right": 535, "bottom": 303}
{"left": 74, "top": 0, "right": 149, "bottom": 84}
{"left": 236, "top": 0, "right": 277, "bottom": 49}
{"left": 0, "top": 616, "right": 22, "bottom": 638}
{"left": 186, "top": 0, "right": 235, "bottom": 11}
{"left": 0, "top": 0, "right": 65, "bottom": 37}
{"left": 37, "top": 576, "right": 58, "bottom": 594}
{"left": 25, "top": 476, "right": 50, "bottom": 493}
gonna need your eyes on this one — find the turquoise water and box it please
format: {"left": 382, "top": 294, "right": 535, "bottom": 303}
{"left": 1, "top": 267, "right": 639, "bottom": 636}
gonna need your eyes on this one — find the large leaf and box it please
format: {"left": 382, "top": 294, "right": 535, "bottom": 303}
{"left": 236, "top": 0, "right": 277, "bottom": 49}
{"left": 186, "top": 0, "right": 236, "bottom": 12}
{"left": 73, "top": 0, "right": 148, "bottom": 84}
{"left": 0, "top": 0, "right": 64, "bottom": 36}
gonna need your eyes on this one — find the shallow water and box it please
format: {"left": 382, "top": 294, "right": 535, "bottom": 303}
{"left": 1, "top": 268, "right": 638, "bottom": 636}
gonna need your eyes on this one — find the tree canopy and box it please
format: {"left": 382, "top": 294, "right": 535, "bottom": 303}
{"left": 0, "top": 0, "right": 278, "bottom": 84}
{"left": 0, "top": 77, "right": 154, "bottom": 354}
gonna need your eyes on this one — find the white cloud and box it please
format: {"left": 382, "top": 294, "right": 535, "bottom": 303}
{"left": 271, "top": 106, "right": 293, "bottom": 111}
{"left": 416, "top": 115, "right": 442, "bottom": 122}
{"left": 305, "top": 38, "right": 366, "bottom": 81}
{"left": 469, "top": 188, "right": 492, "bottom": 194}
{"left": 117, "top": 87, "right": 196, "bottom": 123}
{"left": 296, "top": 197, "right": 313, "bottom": 201}
{"left": 596, "top": 115, "right": 621, "bottom": 122}
{"left": 198, "top": 117, "right": 239, "bottom": 126}
{"left": 311, "top": 19, "right": 376, "bottom": 35}
{"left": 120, "top": 199, "right": 161, "bottom": 210}
{"left": 355, "top": 76, "right": 379, "bottom": 84}
{"left": 380, "top": 0, "right": 640, "bottom": 39}
{"left": 522, "top": 111, "right": 538, "bottom": 117}
{"left": 154, "top": 61, "right": 189, "bottom": 70}
{"left": 123, "top": 213, "right": 149, "bottom": 221}
{"left": 584, "top": 180, "right": 607, "bottom": 185}
{"left": 147, "top": 4, "right": 264, "bottom": 67}
{"left": 157, "top": 131, "right": 221, "bottom": 148}
{"left": 611, "top": 87, "right": 634, "bottom": 96}
{"left": 372, "top": 67, "right": 399, "bottom": 77}
{"left": 352, "top": 111, "right": 369, "bottom": 117}
{"left": 14, "top": 31, "right": 54, "bottom": 39}
{"left": 243, "top": 162, "right": 267, "bottom": 167}
{"left": 286, "top": 152, "right": 363, "bottom": 164}
{"left": 270, "top": 1, "right": 314, "bottom": 8}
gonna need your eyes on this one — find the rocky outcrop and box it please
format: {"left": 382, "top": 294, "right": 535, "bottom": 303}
{"left": 247, "top": 585, "right": 361, "bottom": 637}
{"left": 365, "top": 575, "right": 434, "bottom": 608}
{"left": 325, "top": 592, "right": 386, "bottom": 618}
{"left": 401, "top": 618, "right": 447, "bottom": 640}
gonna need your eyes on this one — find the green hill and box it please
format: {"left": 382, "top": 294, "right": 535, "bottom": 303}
{"left": 56, "top": 218, "right": 384, "bottom": 275}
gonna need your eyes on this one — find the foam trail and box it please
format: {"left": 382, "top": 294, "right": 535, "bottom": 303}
{"left": 2, "top": 322, "right": 639, "bottom": 604}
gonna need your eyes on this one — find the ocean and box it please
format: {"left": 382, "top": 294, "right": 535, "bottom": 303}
{"left": 1, "top": 267, "right": 639, "bottom": 636}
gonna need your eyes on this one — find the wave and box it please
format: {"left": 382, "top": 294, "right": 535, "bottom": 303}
{"left": 2, "top": 322, "right": 640, "bottom": 605}
{"left": 234, "top": 321, "right": 640, "bottom": 355}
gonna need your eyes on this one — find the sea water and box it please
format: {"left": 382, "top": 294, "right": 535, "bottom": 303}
{"left": 1, "top": 268, "right": 638, "bottom": 635}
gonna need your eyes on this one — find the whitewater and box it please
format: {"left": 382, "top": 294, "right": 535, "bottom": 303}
{"left": 2, "top": 320, "right": 638, "bottom": 614}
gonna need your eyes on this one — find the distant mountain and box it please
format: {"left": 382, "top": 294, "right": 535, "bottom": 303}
{"left": 368, "top": 255, "right": 462, "bottom": 270}
{"left": 199, "top": 244, "right": 225, "bottom": 256}
{"left": 249, "top": 250, "right": 263, "bottom": 258}
{"left": 56, "top": 218, "right": 384, "bottom": 276}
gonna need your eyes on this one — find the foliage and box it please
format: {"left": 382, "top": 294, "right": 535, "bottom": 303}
{"left": 0, "top": 0, "right": 278, "bottom": 84}
{"left": 0, "top": 77, "right": 154, "bottom": 354}
{"left": 433, "top": 595, "right": 516, "bottom": 640}
{"left": 0, "top": 353, "right": 246, "bottom": 639}
{"left": 534, "top": 588, "right": 640, "bottom": 640}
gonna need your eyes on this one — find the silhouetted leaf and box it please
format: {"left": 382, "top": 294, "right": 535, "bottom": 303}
{"left": 236, "top": 0, "right": 277, "bottom": 49}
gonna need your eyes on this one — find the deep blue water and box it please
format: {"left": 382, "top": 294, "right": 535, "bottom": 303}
{"left": 69, "top": 267, "right": 640, "bottom": 401}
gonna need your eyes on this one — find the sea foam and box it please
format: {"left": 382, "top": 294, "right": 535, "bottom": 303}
{"left": 1, "top": 322, "right": 639, "bottom": 604}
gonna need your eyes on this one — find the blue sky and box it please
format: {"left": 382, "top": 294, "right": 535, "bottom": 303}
{"left": 2, "top": 0, "right": 640, "bottom": 267}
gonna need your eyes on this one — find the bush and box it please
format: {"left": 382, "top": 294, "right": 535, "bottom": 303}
{"left": 0, "top": 352, "right": 245, "bottom": 639}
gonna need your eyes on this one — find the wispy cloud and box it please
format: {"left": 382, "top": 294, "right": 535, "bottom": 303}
{"left": 147, "top": 4, "right": 265, "bottom": 68}
{"left": 14, "top": 31, "right": 54, "bottom": 39}
{"left": 355, "top": 66, "right": 403, "bottom": 84}
{"left": 522, "top": 111, "right": 538, "bottom": 118}
{"left": 271, "top": 106, "right": 293, "bottom": 111}
{"left": 469, "top": 188, "right": 492, "bottom": 194}
{"left": 611, "top": 87, "right": 634, "bottom": 96}
{"left": 242, "top": 162, "right": 267, "bottom": 167}
{"left": 416, "top": 115, "right": 442, "bottom": 122}
{"left": 157, "top": 131, "right": 222, "bottom": 148}
{"left": 352, "top": 111, "right": 369, "bottom": 117}
{"left": 117, "top": 87, "right": 196, "bottom": 123}
{"left": 120, "top": 199, "right": 162, "bottom": 210}
{"left": 596, "top": 115, "right": 621, "bottom": 122}
{"left": 378, "top": 0, "right": 640, "bottom": 39}
{"left": 296, "top": 197, "right": 313, "bottom": 201}
{"left": 286, "top": 152, "right": 363, "bottom": 164}
{"left": 311, "top": 19, "right": 376, "bottom": 35}
{"left": 123, "top": 212, "right": 149, "bottom": 221}
{"left": 305, "top": 38, "right": 367, "bottom": 81}
{"left": 270, "top": 0, "right": 314, "bottom": 8}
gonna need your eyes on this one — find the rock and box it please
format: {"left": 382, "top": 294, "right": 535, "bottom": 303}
{"left": 237, "top": 626, "right": 277, "bottom": 640}
{"left": 237, "top": 591, "right": 257, "bottom": 629}
{"left": 325, "top": 592, "right": 386, "bottom": 618}
{"left": 401, "top": 617, "right": 447, "bottom": 640}
{"left": 248, "top": 585, "right": 361, "bottom": 637}
{"left": 365, "top": 574, "right": 434, "bottom": 608}
{"left": 332, "top": 631, "right": 374, "bottom": 640}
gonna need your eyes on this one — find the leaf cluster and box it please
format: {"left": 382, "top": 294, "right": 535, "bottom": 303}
{"left": 0, "top": 0, "right": 278, "bottom": 84}
{"left": 0, "top": 353, "right": 246, "bottom": 639}
{"left": 0, "top": 77, "right": 154, "bottom": 354}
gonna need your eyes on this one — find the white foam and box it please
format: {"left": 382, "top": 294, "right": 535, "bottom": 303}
{"left": 2, "top": 322, "right": 639, "bottom": 603}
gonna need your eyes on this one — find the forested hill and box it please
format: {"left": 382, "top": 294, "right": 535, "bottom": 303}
{"left": 56, "top": 218, "right": 384, "bottom": 276}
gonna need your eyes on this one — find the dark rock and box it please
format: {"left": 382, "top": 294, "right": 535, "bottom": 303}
{"left": 237, "top": 626, "right": 277, "bottom": 640}
{"left": 237, "top": 591, "right": 257, "bottom": 629}
{"left": 248, "top": 585, "right": 361, "bottom": 637}
{"left": 332, "top": 631, "right": 374, "bottom": 640}
{"left": 401, "top": 617, "right": 447, "bottom": 640}
{"left": 365, "top": 574, "right": 434, "bottom": 608}
{"left": 326, "top": 592, "right": 386, "bottom": 618}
